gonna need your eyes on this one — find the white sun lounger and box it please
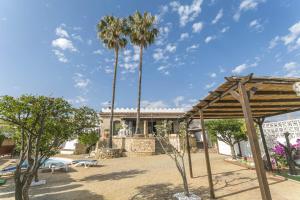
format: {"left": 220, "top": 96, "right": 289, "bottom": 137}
{"left": 43, "top": 161, "right": 69, "bottom": 173}
{"left": 72, "top": 160, "right": 98, "bottom": 168}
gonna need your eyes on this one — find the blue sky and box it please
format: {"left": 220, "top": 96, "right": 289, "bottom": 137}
{"left": 1, "top": 0, "right": 300, "bottom": 111}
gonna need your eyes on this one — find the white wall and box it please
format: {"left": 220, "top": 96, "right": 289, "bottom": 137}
{"left": 60, "top": 139, "right": 78, "bottom": 154}
{"left": 217, "top": 139, "right": 264, "bottom": 158}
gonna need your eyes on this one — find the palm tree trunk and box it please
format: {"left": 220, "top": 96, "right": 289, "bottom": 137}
{"left": 135, "top": 46, "right": 143, "bottom": 135}
{"left": 108, "top": 48, "right": 119, "bottom": 148}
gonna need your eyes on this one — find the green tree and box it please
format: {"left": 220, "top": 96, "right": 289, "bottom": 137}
{"left": 0, "top": 95, "right": 98, "bottom": 200}
{"left": 206, "top": 119, "right": 247, "bottom": 159}
{"left": 78, "top": 131, "right": 99, "bottom": 153}
{"left": 0, "top": 121, "right": 14, "bottom": 147}
{"left": 97, "top": 16, "right": 127, "bottom": 148}
{"left": 127, "top": 11, "right": 158, "bottom": 134}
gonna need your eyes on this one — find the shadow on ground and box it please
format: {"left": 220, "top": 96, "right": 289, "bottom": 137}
{"left": 31, "top": 190, "right": 104, "bottom": 200}
{"left": 130, "top": 183, "right": 210, "bottom": 200}
{"left": 82, "top": 169, "right": 147, "bottom": 182}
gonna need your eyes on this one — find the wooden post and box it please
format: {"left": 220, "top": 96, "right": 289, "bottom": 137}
{"left": 199, "top": 110, "right": 215, "bottom": 199}
{"left": 238, "top": 82, "right": 272, "bottom": 200}
{"left": 185, "top": 119, "right": 193, "bottom": 178}
{"left": 255, "top": 118, "right": 273, "bottom": 171}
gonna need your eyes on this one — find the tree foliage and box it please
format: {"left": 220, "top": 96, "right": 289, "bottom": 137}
{"left": 97, "top": 16, "right": 127, "bottom": 50}
{"left": 78, "top": 131, "right": 99, "bottom": 149}
{"left": 127, "top": 11, "right": 158, "bottom": 48}
{"left": 0, "top": 95, "right": 98, "bottom": 200}
{"left": 206, "top": 119, "right": 247, "bottom": 159}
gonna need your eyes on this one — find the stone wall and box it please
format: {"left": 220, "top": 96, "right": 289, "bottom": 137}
{"left": 112, "top": 137, "right": 156, "bottom": 156}
{"left": 112, "top": 135, "right": 198, "bottom": 156}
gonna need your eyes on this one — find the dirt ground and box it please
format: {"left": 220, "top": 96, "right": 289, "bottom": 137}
{"left": 0, "top": 153, "right": 299, "bottom": 200}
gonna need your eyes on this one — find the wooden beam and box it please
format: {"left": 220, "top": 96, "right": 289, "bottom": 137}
{"left": 206, "top": 105, "right": 300, "bottom": 109}
{"left": 237, "top": 82, "right": 272, "bottom": 200}
{"left": 254, "top": 91, "right": 296, "bottom": 95}
{"left": 204, "top": 110, "right": 280, "bottom": 114}
{"left": 199, "top": 110, "right": 215, "bottom": 199}
{"left": 230, "top": 90, "right": 241, "bottom": 102}
{"left": 254, "top": 118, "right": 273, "bottom": 171}
{"left": 216, "top": 98, "right": 300, "bottom": 103}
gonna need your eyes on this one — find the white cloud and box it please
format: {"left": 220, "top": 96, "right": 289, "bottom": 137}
{"left": 1, "top": 17, "right": 7, "bottom": 21}
{"left": 155, "top": 5, "right": 169, "bottom": 23}
{"left": 55, "top": 26, "right": 69, "bottom": 38}
{"left": 153, "top": 48, "right": 165, "bottom": 61}
{"left": 268, "top": 36, "right": 280, "bottom": 49}
{"left": 93, "top": 49, "right": 103, "bottom": 55}
{"left": 186, "top": 44, "right": 199, "bottom": 52}
{"left": 205, "top": 82, "right": 216, "bottom": 89}
{"left": 104, "top": 66, "right": 113, "bottom": 74}
{"left": 52, "top": 38, "right": 77, "bottom": 51}
{"left": 120, "top": 46, "right": 139, "bottom": 73}
{"left": 221, "top": 26, "right": 230, "bottom": 33}
{"left": 212, "top": 9, "right": 223, "bottom": 24}
{"left": 52, "top": 50, "right": 68, "bottom": 63}
{"left": 141, "top": 100, "right": 168, "bottom": 108}
{"left": 170, "top": 0, "right": 203, "bottom": 27}
{"left": 249, "top": 19, "right": 264, "bottom": 32}
{"left": 87, "top": 39, "right": 92, "bottom": 45}
{"left": 232, "top": 63, "right": 248, "bottom": 74}
{"left": 153, "top": 44, "right": 176, "bottom": 62}
{"left": 283, "top": 62, "right": 300, "bottom": 77}
{"left": 173, "top": 96, "right": 185, "bottom": 107}
{"left": 269, "top": 21, "right": 300, "bottom": 51}
{"left": 73, "top": 73, "right": 91, "bottom": 91}
{"left": 205, "top": 36, "right": 216, "bottom": 43}
{"left": 72, "top": 34, "right": 83, "bottom": 42}
{"left": 156, "top": 25, "right": 171, "bottom": 46}
{"left": 283, "top": 62, "right": 297, "bottom": 71}
{"left": 233, "top": 0, "right": 265, "bottom": 21}
{"left": 282, "top": 21, "right": 300, "bottom": 50}
{"left": 166, "top": 43, "right": 177, "bottom": 53}
{"left": 101, "top": 101, "right": 111, "bottom": 108}
{"left": 192, "top": 22, "right": 203, "bottom": 33}
{"left": 68, "top": 96, "right": 88, "bottom": 105}
{"left": 210, "top": 73, "right": 217, "bottom": 78}
{"left": 180, "top": 32, "right": 189, "bottom": 40}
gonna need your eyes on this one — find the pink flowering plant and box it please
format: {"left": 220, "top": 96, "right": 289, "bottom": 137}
{"left": 271, "top": 144, "right": 287, "bottom": 168}
{"left": 271, "top": 138, "right": 300, "bottom": 168}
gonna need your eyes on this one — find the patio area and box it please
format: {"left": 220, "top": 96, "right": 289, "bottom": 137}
{"left": 0, "top": 153, "right": 299, "bottom": 200}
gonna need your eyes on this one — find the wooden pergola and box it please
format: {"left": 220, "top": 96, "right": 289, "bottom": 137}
{"left": 184, "top": 74, "right": 300, "bottom": 200}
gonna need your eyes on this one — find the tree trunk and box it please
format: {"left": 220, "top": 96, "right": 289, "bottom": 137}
{"left": 22, "top": 174, "right": 34, "bottom": 200}
{"left": 108, "top": 48, "right": 119, "bottom": 148}
{"left": 237, "top": 141, "right": 242, "bottom": 157}
{"left": 284, "top": 132, "right": 297, "bottom": 175}
{"left": 15, "top": 173, "right": 23, "bottom": 200}
{"left": 230, "top": 144, "right": 236, "bottom": 159}
{"left": 135, "top": 46, "right": 143, "bottom": 135}
{"left": 181, "top": 156, "right": 190, "bottom": 197}
{"left": 34, "top": 170, "right": 39, "bottom": 182}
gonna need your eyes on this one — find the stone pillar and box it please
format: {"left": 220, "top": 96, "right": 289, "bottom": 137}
{"left": 144, "top": 120, "right": 148, "bottom": 137}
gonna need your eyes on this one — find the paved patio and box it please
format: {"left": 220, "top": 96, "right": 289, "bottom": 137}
{"left": 0, "top": 153, "right": 299, "bottom": 200}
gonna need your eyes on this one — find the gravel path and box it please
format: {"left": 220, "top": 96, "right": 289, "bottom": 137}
{"left": 0, "top": 153, "right": 299, "bottom": 199}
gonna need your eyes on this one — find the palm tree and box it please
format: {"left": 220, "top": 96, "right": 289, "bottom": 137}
{"left": 97, "top": 16, "right": 127, "bottom": 148}
{"left": 127, "top": 11, "right": 158, "bottom": 135}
